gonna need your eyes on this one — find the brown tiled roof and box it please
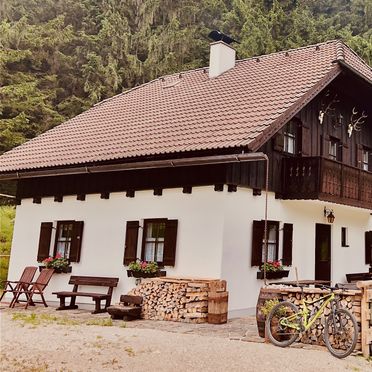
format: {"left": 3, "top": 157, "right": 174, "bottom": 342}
{"left": 0, "top": 40, "right": 371, "bottom": 173}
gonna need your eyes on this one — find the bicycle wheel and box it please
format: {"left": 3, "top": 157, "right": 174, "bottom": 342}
{"left": 324, "top": 308, "right": 358, "bottom": 358}
{"left": 265, "top": 301, "right": 300, "bottom": 347}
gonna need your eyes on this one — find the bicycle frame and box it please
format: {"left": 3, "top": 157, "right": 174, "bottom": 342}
{"left": 281, "top": 292, "right": 336, "bottom": 331}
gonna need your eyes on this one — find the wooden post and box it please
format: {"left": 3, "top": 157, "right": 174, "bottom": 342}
{"left": 356, "top": 280, "right": 372, "bottom": 358}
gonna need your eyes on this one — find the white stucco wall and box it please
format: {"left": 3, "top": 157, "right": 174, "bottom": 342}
{"left": 7, "top": 186, "right": 372, "bottom": 316}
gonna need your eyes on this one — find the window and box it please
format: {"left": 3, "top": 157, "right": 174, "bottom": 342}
{"left": 251, "top": 220, "right": 293, "bottom": 266}
{"left": 329, "top": 138, "right": 342, "bottom": 161}
{"left": 262, "top": 222, "right": 279, "bottom": 262}
{"left": 341, "top": 227, "right": 349, "bottom": 247}
{"left": 362, "top": 149, "right": 371, "bottom": 171}
{"left": 283, "top": 121, "right": 297, "bottom": 154}
{"left": 54, "top": 221, "right": 74, "bottom": 259}
{"left": 142, "top": 219, "right": 166, "bottom": 262}
{"left": 123, "top": 219, "right": 178, "bottom": 266}
{"left": 37, "top": 220, "right": 84, "bottom": 262}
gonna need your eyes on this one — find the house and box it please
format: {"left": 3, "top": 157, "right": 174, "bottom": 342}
{"left": 0, "top": 39, "right": 371, "bottom": 316}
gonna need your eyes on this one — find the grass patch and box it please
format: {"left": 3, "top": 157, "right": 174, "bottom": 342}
{"left": 86, "top": 318, "right": 113, "bottom": 327}
{"left": 12, "top": 312, "right": 79, "bottom": 326}
{"left": 124, "top": 346, "right": 135, "bottom": 357}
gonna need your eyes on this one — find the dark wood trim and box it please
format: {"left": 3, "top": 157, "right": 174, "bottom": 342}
{"left": 100, "top": 192, "right": 110, "bottom": 199}
{"left": 77, "top": 194, "right": 86, "bottom": 201}
{"left": 33, "top": 197, "right": 41, "bottom": 204}
{"left": 253, "top": 188, "right": 261, "bottom": 196}
{"left": 182, "top": 186, "right": 192, "bottom": 194}
{"left": 126, "top": 190, "right": 135, "bottom": 198}
{"left": 214, "top": 184, "right": 224, "bottom": 191}
{"left": 54, "top": 195, "right": 63, "bottom": 202}
{"left": 227, "top": 184, "right": 237, "bottom": 192}
{"left": 153, "top": 188, "right": 163, "bottom": 196}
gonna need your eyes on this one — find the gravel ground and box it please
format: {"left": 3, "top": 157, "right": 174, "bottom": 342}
{"left": 1, "top": 308, "right": 371, "bottom": 372}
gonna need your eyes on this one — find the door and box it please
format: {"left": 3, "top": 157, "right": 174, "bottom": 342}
{"left": 315, "top": 224, "right": 331, "bottom": 282}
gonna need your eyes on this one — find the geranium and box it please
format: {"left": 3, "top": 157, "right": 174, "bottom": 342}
{"left": 129, "top": 259, "right": 158, "bottom": 274}
{"left": 260, "top": 260, "right": 283, "bottom": 272}
{"left": 40, "top": 255, "right": 69, "bottom": 270}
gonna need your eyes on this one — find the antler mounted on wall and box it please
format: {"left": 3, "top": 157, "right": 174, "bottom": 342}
{"left": 347, "top": 107, "right": 368, "bottom": 137}
{"left": 318, "top": 91, "right": 339, "bottom": 124}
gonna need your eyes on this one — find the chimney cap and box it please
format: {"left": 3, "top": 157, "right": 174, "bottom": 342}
{"left": 208, "top": 30, "right": 239, "bottom": 45}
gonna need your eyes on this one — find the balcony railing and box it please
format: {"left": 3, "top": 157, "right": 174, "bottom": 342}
{"left": 281, "top": 157, "right": 372, "bottom": 210}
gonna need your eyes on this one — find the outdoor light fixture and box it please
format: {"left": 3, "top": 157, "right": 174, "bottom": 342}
{"left": 324, "top": 207, "right": 335, "bottom": 223}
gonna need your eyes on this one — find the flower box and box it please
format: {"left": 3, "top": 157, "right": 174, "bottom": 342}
{"left": 127, "top": 270, "right": 166, "bottom": 278}
{"left": 256, "top": 270, "right": 289, "bottom": 280}
{"left": 39, "top": 265, "right": 72, "bottom": 274}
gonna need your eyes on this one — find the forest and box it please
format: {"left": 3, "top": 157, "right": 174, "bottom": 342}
{"left": 0, "top": 0, "right": 371, "bottom": 156}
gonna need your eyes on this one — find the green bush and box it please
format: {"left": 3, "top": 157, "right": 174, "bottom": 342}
{"left": 0, "top": 206, "right": 15, "bottom": 288}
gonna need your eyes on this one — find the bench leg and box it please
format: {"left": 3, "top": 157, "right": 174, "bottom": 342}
{"left": 56, "top": 296, "right": 79, "bottom": 311}
{"left": 92, "top": 299, "right": 104, "bottom": 314}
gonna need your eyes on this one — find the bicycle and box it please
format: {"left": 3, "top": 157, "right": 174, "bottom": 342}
{"left": 265, "top": 285, "right": 358, "bottom": 358}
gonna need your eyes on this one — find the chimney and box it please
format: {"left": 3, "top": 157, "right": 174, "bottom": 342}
{"left": 208, "top": 31, "right": 237, "bottom": 78}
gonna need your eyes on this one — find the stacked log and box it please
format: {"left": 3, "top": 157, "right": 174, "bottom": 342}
{"left": 258, "top": 286, "right": 362, "bottom": 351}
{"left": 128, "top": 277, "right": 227, "bottom": 324}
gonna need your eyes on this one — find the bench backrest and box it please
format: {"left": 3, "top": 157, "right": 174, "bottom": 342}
{"left": 68, "top": 276, "right": 119, "bottom": 287}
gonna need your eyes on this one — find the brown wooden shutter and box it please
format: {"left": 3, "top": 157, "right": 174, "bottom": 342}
{"left": 123, "top": 221, "right": 139, "bottom": 265}
{"left": 322, "top": 135, "right": 329, "bottom": 157}
{"left": 343, "top": 143, "right": 350, "bottom": 166}
{"left": 365, "top": 231, "right": 372, "bottom": 265}
{"left": 282, "top": 223, "right": 293, "bottom": 266}
{"left": 69, "top": 221, "right": 84, "bottom": 262}
{"left": 251, "top": 220, "right": 264, "bottom": 266}
{"left": 37, "top": 222, "right": 53, "bottom": 261}
{"left": 301, "top": 125, "right": 311, "bottom": 156}
{"left": 273, "top": 133, "right": 284, "bottom": 152}
{"left": 356, "top": 144, "right": 364, "bottom": 169}
{"left": 163, "top": 219, "right": 178, "bottom": 266}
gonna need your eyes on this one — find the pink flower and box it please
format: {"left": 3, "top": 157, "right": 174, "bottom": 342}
{"left": 55, "top": 253, "right": 62, "bottom": 259}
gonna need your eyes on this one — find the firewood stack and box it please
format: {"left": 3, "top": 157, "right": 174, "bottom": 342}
{"left": 282, "top": 290, "right": 362, "bottom": 350}
{"left": 128, "top": 277, "right": 227, "bottom": 323}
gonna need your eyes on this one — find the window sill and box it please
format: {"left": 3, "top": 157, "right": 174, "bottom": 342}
{"left": 256, "top": 270, "right": 289, "bottom": 280}
{"left": 127, "top": 270, "right": 166, "bottom": 278}
{"left": 39, "top": 265, "right": 72, "bottom": 274}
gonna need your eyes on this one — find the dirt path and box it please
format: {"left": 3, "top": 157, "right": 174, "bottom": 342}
{"left": 1, "top": 309, "right": 371, "bottom": 372}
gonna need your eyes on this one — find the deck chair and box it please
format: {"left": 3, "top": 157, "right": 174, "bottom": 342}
{"left": 0, "top": 266, "right": 38, "bottom": 305}
{"left": 10, "top": 268, "right": 54, "bottom": 309}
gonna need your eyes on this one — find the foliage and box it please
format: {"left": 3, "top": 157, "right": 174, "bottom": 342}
{"left": 260, "top": 298, "right": 280, "bottom": 316}
{"left": 0, "top": 0, "right": 371, "bottom": 156}
{"left": 0, "top": 206, "right": 15, "bottom": 287}
{"left": 41, "top": 254, "right": 69, "bottom": 270}
{"left": 128, "top": 259, "right": 159, "bottom": 274}
{"left": 260, "top": 260, "right": 284, "bottom": 272}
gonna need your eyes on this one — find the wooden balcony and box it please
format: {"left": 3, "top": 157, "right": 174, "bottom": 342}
{"left": 281, "top": 157, "right": 372, "bottom": 210}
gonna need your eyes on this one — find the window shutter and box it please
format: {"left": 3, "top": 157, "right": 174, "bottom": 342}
{"left": 356, "top": 145, "right": 364, "bottom": 169}
{"left": 251, "top": 220, "right": 264, "bottom": 266}
{"left": 123, "top": 221, "right": 139, "bottom": 265}
{"left": 37, "top": 222, "right": 53, "bottom": 261}
{"left": 322, "top": 135, "right": 329, "bottom": 157}
{"left": 163, "top": 219, "right": 178, "bottom": 266}
{"left": 301, "top": 125, "right": 311, "bottom": 156}
{"left": 365, "top": 231, "right": 372, "bottom": 265}
{"left": 69, "top": 221, "right": 84, "bottom": 262}
{"left": 282, "top": 223, "right": 293, "bottom": 266}
{"left": 273, "top": 133, "right": 284, "bottom": 152}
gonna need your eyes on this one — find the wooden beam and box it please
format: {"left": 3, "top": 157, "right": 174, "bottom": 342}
{"left": 227, "top": 184, "right": 237, "bottom": 192}
{"left": 182, "top": 186, "right": 192, "bottom": 194}
{"left": 153, "top": 188, "right": 163, "bottom": 196}
{"left": 54, "top": 195, "right": 63, "bottom": 202}
{"left": 214, "top": 184, "right": 224, "bottom": 192}
{"left": 77, "top": 194, "right": 86, "bottom": 201}
{"left": 33, "top": 197, "right": 41, "bottom": 204}
{"left": 126, "top": 190, "right": 135, "bottom": 198}
{"left": 100, "top": 192, "right": 110, "bottom": 199}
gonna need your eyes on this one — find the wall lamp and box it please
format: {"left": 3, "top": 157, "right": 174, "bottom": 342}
{"left": 324, "top": 207, "right": 335, "bottom": 224}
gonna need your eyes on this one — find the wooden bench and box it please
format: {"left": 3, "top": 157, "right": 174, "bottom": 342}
{"left": 346, "top": 272, "right": 372, "bottom": 283}
{"left": 107, "top": 295, "right": 143, "bottom": 320}
{"left": 53, "top": 276, "right": 119, "bottom": 314}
